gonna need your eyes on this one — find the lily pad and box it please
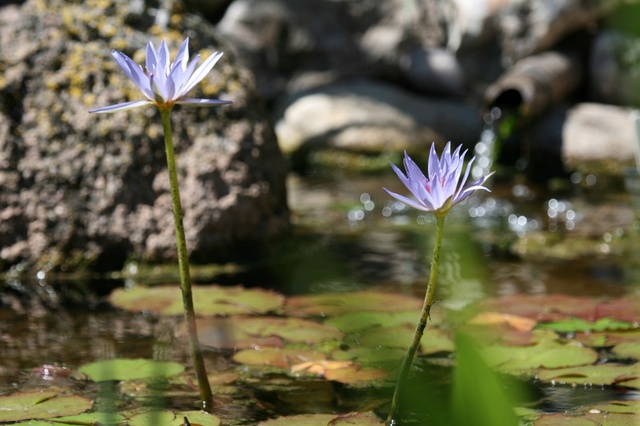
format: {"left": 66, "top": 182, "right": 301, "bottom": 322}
{"left": 78, "top": 358, "right": 185, "bottom": 382}
{"left": 613, "top": 341, "right": 640, "bottom": 360}
{"left": 14, "top": 412, "right": 125, "bottom": 425}
{"left": 359, "top": 324, "right": 455, "bottom": 354}
{"left": 537, "top": 317, "right": 634, "bottom": 333}
{"left": 536, "top": 363, "right": 640, "bottom": 388}
{"left": 478, "top": 294, "right": 599, "bottom": 322}
{"left": 325, "top": 307, "right": 446, "bottom": 333}
{"left": 128, "top": 410, "right": 221, "bottom": 426}
{"left": 196, "top": 316, "right": 343, "bottom": 350}
{"left": 0, "top": 390, "right": 92, "bottom": 423}
{"left": 533, "top": 411, "right": 638, "bottom": 426}
{"left": 258, "top": 411, "right": 384, "bottom": 425}
{"left": 332, "top": 346, "right": 407, "bottom": 366}
{"left": 481, "top": 338, "right": 598, "bottom": 374}
{"left": 323, "top": 365, "right": 388, "bottom": 384}
{"left": 109, "top": 285, "right": 284, "bottom": 316}
{"left": 478, "top": 295, "right": 640, "bottom": 323}
{"left": 284, "top": 291, "right": 421, "bottom": 316}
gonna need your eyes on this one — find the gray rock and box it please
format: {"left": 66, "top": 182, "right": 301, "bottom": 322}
{"left": 0, "top": 0, "right": 289, "bottom": 271}
{"left": 496, "top": 0, "right": 623, "bottom": 65}
{"left": 218, "top": 0, "right": 366, "bottom": 101}
{"left": 274, "top": 79, "right": 483, "bottom": 156}
{"left": 529, "top": 103, "right": 636, "bottom": 172}
{"left": 589, "top": 30, "right": 640, "bottom": 106}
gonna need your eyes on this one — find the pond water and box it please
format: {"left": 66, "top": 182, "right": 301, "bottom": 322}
{"left": 1, "top": 162, "right": 639, "bottom": 424}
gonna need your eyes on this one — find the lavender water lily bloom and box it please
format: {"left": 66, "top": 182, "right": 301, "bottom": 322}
{"left": 384, "top": 142, "right": 493, "bottom": 216}
{"left": 90, "top": 37, "right": 231, "bottom": 113}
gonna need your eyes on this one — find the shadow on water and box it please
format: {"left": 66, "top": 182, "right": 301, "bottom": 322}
{"left": 1, "top": 165, "right": 640, "bottom": 423}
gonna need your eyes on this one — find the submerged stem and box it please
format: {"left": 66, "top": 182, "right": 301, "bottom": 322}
{"left": 159, "top": 107, "right": 213, "bottom": 410}
{"left": 386, "top": 215, "right": 446, "bottom": 425}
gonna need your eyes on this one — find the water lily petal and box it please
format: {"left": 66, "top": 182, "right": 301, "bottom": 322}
{"left": 385, "top": 142, "right": 492, "bottom": 216}
{"left": 176, "top": 98, "right": 233, "bottom": 107}
{"left": 89, "top": 100, "right": 152, "bottom": 113}
{"left": 182, "top": 51, "right": 224, "bottom": 95}
{"left": 91, "top": 38, "right": 231, "bottom": 113}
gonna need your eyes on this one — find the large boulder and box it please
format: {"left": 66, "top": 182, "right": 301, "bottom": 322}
{"left": 274, "top": 79, "right": 483, "bottom": 158}
{"left": 0, "top": 0, "right": 290, "bottom": 271}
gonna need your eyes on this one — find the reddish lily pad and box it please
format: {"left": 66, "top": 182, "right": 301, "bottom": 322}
{"left": 0, "top": 390, "right": 93, "bottom": 422}
{"left": 196, "top": 316, "right": 343, "bottom": 350}
{"left": 78, "top": 358, "right": 185, "bottom": 382}
{"left": 573, "top": 329, "right": 640, "bottom": 348}
{"left": 536, "top": 363, "right": 640, "bottom": 388}
{"left": 478, "top": 294, "right": 599, "bottom": 322}
{"left": 284, "top": 291, "right": 421, "bottom": 316}
{"left": 232, "top": 347, "right": 326, "bottom": 369}
{"left": 109, "top": 285, "right": 284, "bottom": 316}
{"left": 478, "top": 294, "right": 640, "bottom": 323}
{"left": 258, "top": 411, "right": 384, "bottom": 425}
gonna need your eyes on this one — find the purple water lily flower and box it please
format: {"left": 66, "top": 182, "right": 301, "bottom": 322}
{"left": 90, "top": 37, "right": 231, "bottom": 113}
{"left": 384, "top": 142, "right": 493, "bottom": 216}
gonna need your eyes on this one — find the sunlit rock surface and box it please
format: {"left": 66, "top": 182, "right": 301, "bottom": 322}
{"left": 0, "top": 0, "right": 289, "bottom": 271}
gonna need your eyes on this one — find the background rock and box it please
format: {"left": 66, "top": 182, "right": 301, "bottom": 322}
{"left": 0, "top": 0, "right": 289, "bottom": 271}
{"left": 274, "top": 79, "right": 483, "bottom": 157}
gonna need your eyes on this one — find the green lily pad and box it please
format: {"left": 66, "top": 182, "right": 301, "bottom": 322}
{"left": 613, "top": 341, "right": 640, "bottom": 359}
{"left": 284, "top": 291, "right": 421, "bottom": 316}
{"left": 109, "top": 285, "right": 284, "bottom": 316}
{"left": 196, "top": 316, "right": 343, "bottom": 349}
{"left": 359, "top": 324, "right": 455, "bottom": 354}
{"left": 589, "top": 400, "right": 640, "bottom": 414}
{"left": 232, "top": 347, "right": 326, "bottom": 369}
{"left": 536, "top": 363, "right": 640, "bottom": 388}
{"left": 538, "top": 317, "right": 634, "bottom": 333}
{"left": 533, "top": 411, "right": 638, "bottom": 426}
{"left": 332, "top": 346, "right": 407, "bottom": 366}
{"left": 325, "top": 308, "right": 446, "bottom": 333}
{"left": 78, "top": 358, "right": 185, "bottom": 382}
{"left": 14, "top": 412, "right": 125, "bottom": 425}
{"left": 481, "top": 337, "right": 598, "bottom": 374}
{"left": 128, "top": 410, "right": 221, "bottom": 426}
{"left": 0, "top": 390, "right": 92, "bottom": 423}
{"left": 257, "top": 411, "right": 383, "bottom": 425}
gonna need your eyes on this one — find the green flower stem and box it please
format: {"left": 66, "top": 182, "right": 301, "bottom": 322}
{"left": 386, "top": 215, "right": 446, "bottom": 425}
{"left": 159, "top": 107, "right": 213, "bottom": 410}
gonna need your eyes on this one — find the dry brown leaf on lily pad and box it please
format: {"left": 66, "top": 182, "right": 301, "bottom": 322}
{"left": 468, "top": 312, "right": 537, "bottom": 331}
{"left": 291, "top": 360, "right": 388, "bottom": 384}
{"left": 233, "top": 347, "right": 327, "bottom": 369}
